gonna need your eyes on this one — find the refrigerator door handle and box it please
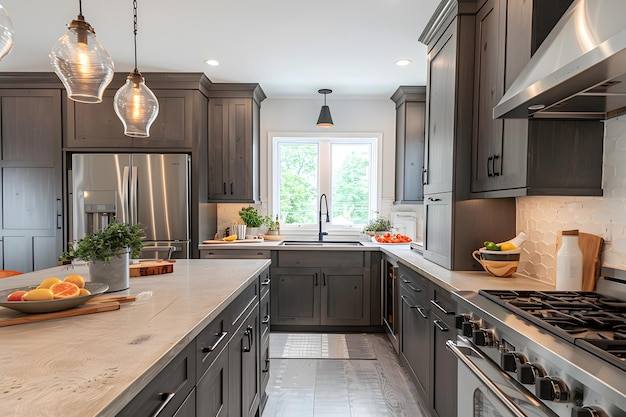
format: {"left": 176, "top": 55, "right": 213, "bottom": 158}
{"left": 122, "top": 166, "right": 130, "bottom": 224}
{"left": 130, "top": 165, "right": 138, "bottom": 225}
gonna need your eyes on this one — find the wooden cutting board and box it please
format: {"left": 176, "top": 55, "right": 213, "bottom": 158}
{"left": 0, "top": 301, "right": 120, "bottom": 327}
{"left": 129, "top": 260, "right": 174, "bottom": 277}
{"left": 554, "top": 231, "right": 604, "bottom": 291}
{"left": 202, "top": 239, "right": 265, "bottom": 244}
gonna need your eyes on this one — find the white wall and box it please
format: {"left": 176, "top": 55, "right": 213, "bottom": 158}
{"left": 517, "top": 116, "right": 626, "bottom": 284}
{"left": 215, "top": 97, "right": 403, "bottom": 237}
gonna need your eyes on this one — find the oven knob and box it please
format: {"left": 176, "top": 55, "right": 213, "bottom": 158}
{"left": 536, "top": 376, "right": 570, "bottom": 402}
{"left": 461, "top": 321, "right": 475, "bottom": 338}
{"left": 473, "top": 329, "right": 495, "bottom": 346}
{"left": 517, "top": 362, "right": 546, "bottom": 384}
{"left": 571, "top": 406, "right": 609, "bottom": 417}
{"left": 454, "top": 314, "right": 469, "bottom": 329}
{"left": 501, "top": 352, "right": 527, "bottom": 372}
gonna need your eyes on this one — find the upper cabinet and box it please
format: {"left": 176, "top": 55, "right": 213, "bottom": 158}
{"left": 206, "top": 84, "right": 265, "bottom": 203}
{"left": 391, "top": 86, "right": 426, "bottom": 204}
{"left": 470, "top": 0, "right": 604, "bottom": 197}
{"left": 65, "top": 72, "right": 210, "bottom": 150}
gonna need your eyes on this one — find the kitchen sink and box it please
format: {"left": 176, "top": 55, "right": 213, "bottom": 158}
{"left": 280, "top": 241, "right": 364, "bottom": 246}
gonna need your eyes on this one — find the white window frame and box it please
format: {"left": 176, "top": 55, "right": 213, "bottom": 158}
{"left": 269, "top": 132, "right": 382, "bottom": 237}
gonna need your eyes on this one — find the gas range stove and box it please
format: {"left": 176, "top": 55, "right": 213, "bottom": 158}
{"left": 479, "top": 289, "right": 626, "bottom": 372}
{"left": 452, "top": 271, "right": 626, "bottom": 416}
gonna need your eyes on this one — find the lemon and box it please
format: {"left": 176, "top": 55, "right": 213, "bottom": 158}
{"left": 223, "top": 234, "right": 237, "bottom": 241}
{"left": 38, "top": 277, "right": 62, "bottom": 289}
{"left": 21, "top": 288, "right": 54, "bottom": 301}
{"left": 79, "top": 288, "right": 91, "bottom": 296}
{"left": 499, "top": 242, "right": 517, "bottom": 251}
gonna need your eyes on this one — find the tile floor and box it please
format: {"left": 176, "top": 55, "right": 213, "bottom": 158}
{"left": 262, "top": 333, "right": 428, "bottom": 417}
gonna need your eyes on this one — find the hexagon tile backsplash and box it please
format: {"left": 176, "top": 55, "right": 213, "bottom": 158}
{"left": 516, "top": 115, "right": 626, "bottom": 284}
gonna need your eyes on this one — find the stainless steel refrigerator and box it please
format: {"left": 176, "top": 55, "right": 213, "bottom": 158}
{"left": 71, "top": 153, "right": 190, "bottom": 259}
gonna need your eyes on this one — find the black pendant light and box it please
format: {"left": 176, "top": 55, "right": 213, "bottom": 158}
{"left": 316, "top": 89, "right": 334, "bottom": 127}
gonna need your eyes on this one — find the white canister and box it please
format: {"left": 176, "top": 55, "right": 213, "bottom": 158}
{"left": 555, "top": 230, "right": 583, "bottom": 291}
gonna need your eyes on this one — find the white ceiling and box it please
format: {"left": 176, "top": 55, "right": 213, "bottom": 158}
{"left": 0, "top": 0, "right": 440, "bottom": 100}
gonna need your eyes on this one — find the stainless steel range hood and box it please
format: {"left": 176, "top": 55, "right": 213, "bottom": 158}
{"left": 494, "top": 0, "right": 626, "bottom": 120}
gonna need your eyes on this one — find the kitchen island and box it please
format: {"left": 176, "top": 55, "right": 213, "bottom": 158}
{"left": 0, "top": 259, "right": 270, "bottom": 417}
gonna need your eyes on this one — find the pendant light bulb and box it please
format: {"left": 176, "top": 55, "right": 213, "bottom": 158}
{"left": 114, "top": 0, "right": 159, "bottom": 138}
{"left": 316, "top": 89, "right": 334, "bottom": 127}
{"left": 114, "top": 70, "right": 159, "bottom": 138}
{"left": 49, "top": 2, "right": 114, "bottom": 103}
{"left": 0, "top": 4, "right": 15, "bottom": 61}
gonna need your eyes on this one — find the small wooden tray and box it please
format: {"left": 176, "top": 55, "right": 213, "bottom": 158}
{"left": 129, "top": 260, "right": 174, "bottom": 277}
{"left": 202, "top": 239, "right": 265, "bottom": 244}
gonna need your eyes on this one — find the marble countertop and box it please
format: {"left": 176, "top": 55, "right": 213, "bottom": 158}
{"left": 0, "top": 259, "right": 270, "bottom": 417}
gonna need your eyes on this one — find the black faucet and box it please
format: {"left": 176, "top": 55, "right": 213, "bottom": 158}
{"left": 319, "top": 193, "right": 329, "bottom": 241}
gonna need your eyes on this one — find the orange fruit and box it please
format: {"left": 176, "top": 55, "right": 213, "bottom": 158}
{"left": 38, "top": 277, "right": 62, "bottom": 289}
{"left": 79, "top": 288, "right": 91, "bottom": 296}
{"left": 63, "top": 274, "right": 85, "bottom": 288}
{"left": 50, "top": 282, "right": 80, "bottom": 299}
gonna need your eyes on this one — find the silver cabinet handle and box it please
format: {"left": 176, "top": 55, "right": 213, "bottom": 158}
{"left": 262, "top": 315, "right": 270, "bottom": 324}
{"left": 151, "top": 392, "right": 176, "bottom": 417}
{"left": 243, "top": 325, "right": 253, "bottom": 352}
{"left": 261, "top": 278, "right": 271, "bottom": 286}
{"left": 202, "top": 331, "right": 227, "bottom": 353}
{"left": 430, "top": 299, "right": 453, "bottom": 315}
{"left": 433, "top": 319, "right": 448, "bottom": 332}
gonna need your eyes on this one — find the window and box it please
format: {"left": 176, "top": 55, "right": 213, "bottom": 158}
{"left": 272, "top": 135, "right": 378, "bottom": 231}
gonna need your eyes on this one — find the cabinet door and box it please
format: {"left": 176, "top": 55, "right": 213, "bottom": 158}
{"left": 228, "top": 304, "right": 260, "bottom": 417}
{"left": 207, "top": 98, "right": 257, "bottom": 202}
{"left": 197, "top": 345, "right": 229, "bottom": 417}
{"left": 396, "top": 101, "right": 425, "bottom": 203}
{"left": 431, "top": 312, "right": 457, "bottom": 417}
{"left": 270, "top": 267, "right": 320, "bottom": 325}
{"left": 423, "top": 192, "right": 452, "bottom": 269}
{"left": 67, "top": 89, "right": 194, "bottom": 149}
{"left": 400, "top": 293, "right": 430, "bottom": 399}
{"left": 0, "top": 90, "right": 63, "bottom": 272}
{"left": 471, "top": 0, "right": 506, "bottom": 193}
{"left": 424, "top": 24, "right": 457, "bottom": 195}
{"left": 321, "top": 267, "right": 370, "bottom": 326}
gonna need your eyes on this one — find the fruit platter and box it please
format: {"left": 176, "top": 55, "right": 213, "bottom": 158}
{"left": 0, "top": 275, "right": 108, "bottom": 314}
{"left": 372, "top": 232, "right": 412, "bottom": 244}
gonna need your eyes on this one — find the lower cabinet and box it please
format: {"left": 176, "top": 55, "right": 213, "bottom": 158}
{"left": 398, "top": 264, "right": 457, "bottom": 417}
{"left": 117, "top": 266, "right": 269, "bottom": 417}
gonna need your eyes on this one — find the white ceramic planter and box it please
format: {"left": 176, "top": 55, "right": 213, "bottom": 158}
{"left": 88, "top": 248, "right": 130, "bottom": 292}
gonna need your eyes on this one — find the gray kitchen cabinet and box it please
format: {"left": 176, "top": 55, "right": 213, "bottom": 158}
{"left": 398, "top": 264, "right": 457, "bottom": 417}
{"left": 65, "top": 72, "right": 210, "bottom": 150}
{"left": 200, "top": 248, "right": 271, "bottom": 259}
{"left": 259, "top": 269, "right": 271, "bottom": 411}
{"left": 270, "top": 250, "right": 375, "bottom": 329}
{"left": 420, "top": 0, "right": 516, "bottom": 271}
{"left": 207, "top": 84, "right": 265, "bottom": 203}
{"left": 470, "top": 0, "right": 604, "bottom": 197}
{"left": 0, "top": 80, "right": 64, "bottom": 272}
{"left": 391, "top": 86, "right": 426, "bottom": 203}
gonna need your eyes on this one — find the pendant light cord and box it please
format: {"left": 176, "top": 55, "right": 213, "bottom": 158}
{"left": 133, "top": 0, "right": 138, "bottom": 71}
{"left": 77, "top": 0, "right": 84, "bottom": 19}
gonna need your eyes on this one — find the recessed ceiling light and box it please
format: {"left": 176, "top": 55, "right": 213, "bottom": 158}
{"left": 204, "top": 59, "right": 220, "bottom": 66}
{"left": 396, "top": 59, "right": 412, "bottom": 66}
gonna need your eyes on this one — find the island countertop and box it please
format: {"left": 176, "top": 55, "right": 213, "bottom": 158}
{"left": 0, "top": 259, "right": 270, "bottom": 417}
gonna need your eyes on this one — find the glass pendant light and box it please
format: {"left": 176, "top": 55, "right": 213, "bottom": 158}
{"left": 0, "top": 4, "right": 14, "bottom": 61}
{"left": 49, "top": 0, "right": 114, "bottom": 103}
{"left": 114, "top": 0, "right": 159, "bottom": 138}
{"left": 316, "top": 89, "right": 334, "bottom": 127}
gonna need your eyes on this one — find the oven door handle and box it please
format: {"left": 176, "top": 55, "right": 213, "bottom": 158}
{"left": 446, "top": 339, "right": 528, "bottom": 417}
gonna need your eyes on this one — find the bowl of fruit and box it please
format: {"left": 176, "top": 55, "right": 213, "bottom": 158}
{"left": 472, "top": 233, "right": 527, "bottom": 277}
{"left": 0, "top": 274, "right": 108, "bottom": 314}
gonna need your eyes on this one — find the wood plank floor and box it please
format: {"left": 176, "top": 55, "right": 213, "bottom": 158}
{"left": 262, "top": 333, "right": 429, "bottom": 417}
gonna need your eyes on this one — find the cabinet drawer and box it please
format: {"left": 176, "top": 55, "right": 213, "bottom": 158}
{"left": 201, "top": 249, "right": 271, "bottom": 259}
{"left": 398, "top": 264, "right": 429, "bottom": 301}
{"left": 429, "top": 284, "right": 456, "bottom": 327}
{"left": 196, "top": 343, "right": 229, "bottom": 417}
{"left": 230, "top": 281, "right": 258, "bottom": 333}
{"left": 117, "top": 343, "right": 196, "bottom": 417}
{"left": 196, "top": 308, "right": 230, "bottom": 377}
{"left": 277, "top": 251, "right": 365, "bottom": 268}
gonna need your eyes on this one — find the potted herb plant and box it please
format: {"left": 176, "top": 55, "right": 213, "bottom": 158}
{"left": 363, "top": 212, "right": 392, "bottom": 236}
{"left": 263, "top": 215, "right": 280, "bottom": 236}
{"left": 238, "top": 206, "right": 264, "bottom": 237}
{"left": 60, "top": 220, "right": 145, "bottom": 292}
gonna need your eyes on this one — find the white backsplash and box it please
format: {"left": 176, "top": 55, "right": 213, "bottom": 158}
{"left": 517, "top": 116, "right": 626, "bottom": 284}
